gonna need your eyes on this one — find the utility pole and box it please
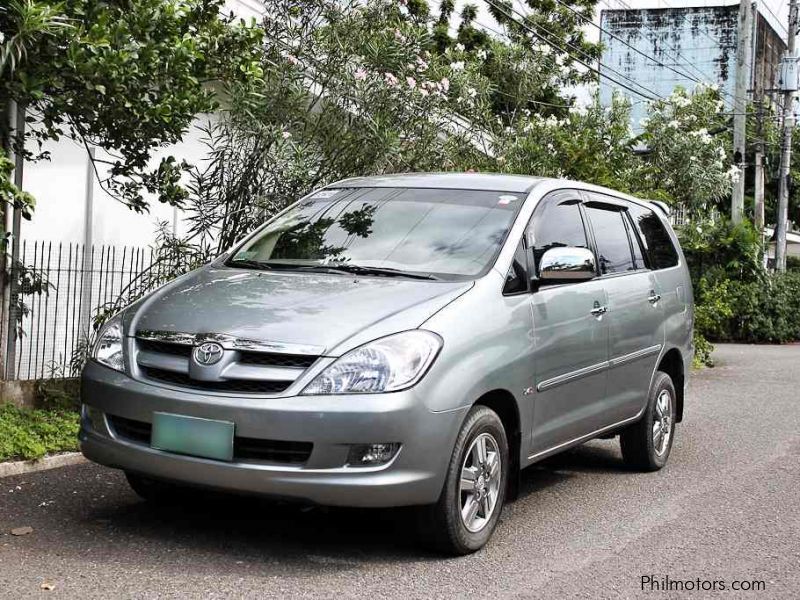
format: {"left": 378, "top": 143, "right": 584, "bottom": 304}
{"left": 753, "top": 3, "right": 766, "bottom": 240}
{"left": 776, "top": 0, "right": 799, "bottom": 272}
{"left": 754, "top": 99, "right": 766, "bottom": 235}
{"left": 732, "top": 0, "right": 754, "bottom": 224}
{"left": 78, "top": 148, "right": 95, "bottom": 340}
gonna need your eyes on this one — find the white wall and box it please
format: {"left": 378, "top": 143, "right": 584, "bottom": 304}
{"left": 18, "top": 0, "right": 261, "bottom": 248}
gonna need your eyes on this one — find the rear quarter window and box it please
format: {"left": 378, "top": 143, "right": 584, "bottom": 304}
{"left": 628, "top": 204, "right": 679, "bottom": 269}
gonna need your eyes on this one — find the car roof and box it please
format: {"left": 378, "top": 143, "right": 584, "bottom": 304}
{"left": 325, "top": 173, "right": 663, "bottom": 216}
{"left": 327, "top": 172, "right": 546, "bottom": 193}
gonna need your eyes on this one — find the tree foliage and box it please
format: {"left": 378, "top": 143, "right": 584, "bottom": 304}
{"left": 0, "top": 0, "right": 264, "bottom": 212}
{"left": 431, "top": 0, "right": 599, "bottom": 121}
{"left": 163, "top": 1, "right": 735, "bottom": 264}
{"left": 181, "top": 0, "right": 493, "bottom": 254}
{"left": 636, "top": 87, "right": 732, "bottom": 218}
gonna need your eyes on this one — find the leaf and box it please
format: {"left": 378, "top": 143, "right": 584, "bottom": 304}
{"left": 10, "top": 526, "right": 33, "bottom": 536}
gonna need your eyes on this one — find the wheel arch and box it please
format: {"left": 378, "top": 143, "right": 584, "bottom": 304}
{"left": 473, "top": 389, "right": 522, "bottom": 499}
{"left": 657, "top": 348, "right": 685, "bottom": 422}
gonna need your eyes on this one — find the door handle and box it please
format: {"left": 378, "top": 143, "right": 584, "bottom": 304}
{"left": 590, "top": 302, "right": 608, "bottom": 317}
{"left": 648, "top": 291, "right": 662, "bottom": 304}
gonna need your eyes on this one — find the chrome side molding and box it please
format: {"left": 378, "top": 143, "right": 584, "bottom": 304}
{"left": 536, "top": 344, "right": 663, "bottom": 393}
{"left": 135, "top": 329, "right": 325, "bottom": 356}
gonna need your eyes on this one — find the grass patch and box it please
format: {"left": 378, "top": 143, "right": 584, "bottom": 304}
{"left": 0, "top": 403, "right": 80, "bottom": 461}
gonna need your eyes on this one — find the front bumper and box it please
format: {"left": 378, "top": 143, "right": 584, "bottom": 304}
{"left": 80, "top": 361, "right": 467, "bottom": 507}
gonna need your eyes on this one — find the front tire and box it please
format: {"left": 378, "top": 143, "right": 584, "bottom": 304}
{"left": 425, "top": 405, "right": 509, "bottom": 555}
{"left": 620, "top": 371, "right": 676, "bottom": 471}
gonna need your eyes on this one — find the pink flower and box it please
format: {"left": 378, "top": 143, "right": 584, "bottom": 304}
{"left": 384, "top": 72, "right": 399, "bottom": 87}
{"left": 354, "top": 68, "right": 368, "bottom": 81}
{"left": 286, "top": 54, "right": 300, "bottom": 66}
{"left": 419, "top": 88, "right": 429, "bottom": 97}
{"left": 439, "top": 77, "right": 450, "bottom": 93}
{"left": 406, "top": 76, "right": 417, "bottom": 89}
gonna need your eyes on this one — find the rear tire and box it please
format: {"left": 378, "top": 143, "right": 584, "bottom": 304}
{"left": 620, "top": 371, "right": 676, "bottom": 471}
{"left": 424, "top": 405, "right": 509, "bottom": 555}
{"left": 125, "top": 472, "right": 190, "bottom": 504}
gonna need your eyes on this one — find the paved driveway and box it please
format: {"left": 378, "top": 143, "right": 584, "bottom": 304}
{"left": 1, "top": 344, "right": 799, "bottom": 598}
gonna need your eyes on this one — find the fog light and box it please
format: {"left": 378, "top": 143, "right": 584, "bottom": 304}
{"left": 346, "top": 443, "right": 400, "bottom": 466}
{"left": 82, "top": 404, "right": 105, "bottom": 430}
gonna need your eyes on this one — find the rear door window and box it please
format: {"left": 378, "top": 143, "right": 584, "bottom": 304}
{"left": 628, "top": 204, "right": 679, "bottom": 269}
{"left": 584, "top": 205, "right": 636, "bottom": 275}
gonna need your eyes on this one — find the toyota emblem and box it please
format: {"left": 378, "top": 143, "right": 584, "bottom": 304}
{"left": 194, "top": 342, "right": 224, "bottom": 366}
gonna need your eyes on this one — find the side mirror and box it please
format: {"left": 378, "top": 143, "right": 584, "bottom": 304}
{"left": 538, "top": 247, "right": 597, "bottom": 282}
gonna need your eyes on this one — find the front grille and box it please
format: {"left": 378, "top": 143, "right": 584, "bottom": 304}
{"left": 140, "top": 367, "right": 292, "bottom": 394}
{"left": 134, "top": 336, "right": 317, "bottom": 395}
{"left": 107, "top": 415, "right": 312, "bottom": 465}
{"left": 138, "top": 339, "right": 192, "bottom": 357}
{"left": 109, "top": 415, "right": 152, "bottom": 444}
{"left": 238, "top": 351, "right": 318, "bottom": 369}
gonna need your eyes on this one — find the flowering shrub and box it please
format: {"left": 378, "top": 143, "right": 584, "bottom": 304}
{"left": 637, "top": 87, "right": 733, "bottom": 218}
{"left": 183, "top": 0, "right": 496, "bottom": 253}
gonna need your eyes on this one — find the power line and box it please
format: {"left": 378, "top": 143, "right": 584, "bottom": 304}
{"left": 469, "top": 12, "right": 657, "bottom": 110}
{"left": 760, "top": 1, "right": 790, "bottom": 37}
{"left": 655, "top": 0, "right": 747, "bottom": 70}
{"left": 551, "top": 0, "right": 708, "bottom": 88}
{"left": 597, "top": 0, "right": 737, "bottom": 107}
{"left": 482, "top": 0, "right": 661, "bottom": 102}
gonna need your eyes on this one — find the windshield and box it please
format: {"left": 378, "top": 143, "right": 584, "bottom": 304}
{"left": 228, "top": 187, "right": 524, "bottom": 280}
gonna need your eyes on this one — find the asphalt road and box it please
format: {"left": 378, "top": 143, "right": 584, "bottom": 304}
{"left": 1, "top": 344, "right": 799, "bottom": 599}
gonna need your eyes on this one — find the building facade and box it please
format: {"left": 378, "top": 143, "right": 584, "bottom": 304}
{"left": 599, "top": 3, "right": 786, "bottom": 130}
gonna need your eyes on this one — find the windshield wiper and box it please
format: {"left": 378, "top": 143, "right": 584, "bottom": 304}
{"left": 302, "top": 264, "right": 440, "bottom": 281}
{"left": 228, "top": 258, "right": 274, "bottom": 271}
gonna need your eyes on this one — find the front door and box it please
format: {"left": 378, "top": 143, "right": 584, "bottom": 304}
{"left": 526, "top": 191, "right": 610, "bottom": 458}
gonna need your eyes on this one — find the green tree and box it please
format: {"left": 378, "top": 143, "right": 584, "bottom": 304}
{"left": 0, "top": 0, "right": 263, "bottom": 216}
{"left": 495, "top": 94, "right": 636, "bottom": 188}
{"left": 175, "top": 0, "right": 493, "bottom": 255}
{"left": 431, "top": 0, "right": 600, "bottom": 121}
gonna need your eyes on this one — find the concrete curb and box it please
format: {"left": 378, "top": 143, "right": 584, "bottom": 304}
{"left": 0, "top": 453, "right": 86, "bottom": 479}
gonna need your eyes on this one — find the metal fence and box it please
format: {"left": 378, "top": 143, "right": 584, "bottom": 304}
{"left": 670, "top": 205, "right": 719, "bottom": 228}
{"left": 4, "top": 241, "right": 167, "bottom": 380}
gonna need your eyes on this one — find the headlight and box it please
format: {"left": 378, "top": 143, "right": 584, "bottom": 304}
{"left": 301, "top": 330, "right": 442, "bottom": 395}
{"left": 92, "top": 313, "right": 124, "bottom": 372}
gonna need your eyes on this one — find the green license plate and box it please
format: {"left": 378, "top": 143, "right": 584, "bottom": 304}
{"left": 151, "top": 412, "right": 234, "bottom": 462}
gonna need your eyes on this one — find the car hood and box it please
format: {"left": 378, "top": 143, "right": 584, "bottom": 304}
{"left": 129, "top": 266, "right": 472, "bottom": 355}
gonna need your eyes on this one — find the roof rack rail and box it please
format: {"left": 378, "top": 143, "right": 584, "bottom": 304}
{"left": 650, "top": 201, "right": 671, "bottom": 217}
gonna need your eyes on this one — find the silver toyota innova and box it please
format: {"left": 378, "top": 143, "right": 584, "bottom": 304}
{"left": 80, "top": 173, "right": 693, "bottom": 554}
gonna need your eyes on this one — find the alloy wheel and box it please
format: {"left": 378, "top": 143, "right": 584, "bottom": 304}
{"left": 652, "top": 389, "right": 673, "bottom": 456}
{"left": 459, "top": 433, "right": 502, "bottom": 533}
